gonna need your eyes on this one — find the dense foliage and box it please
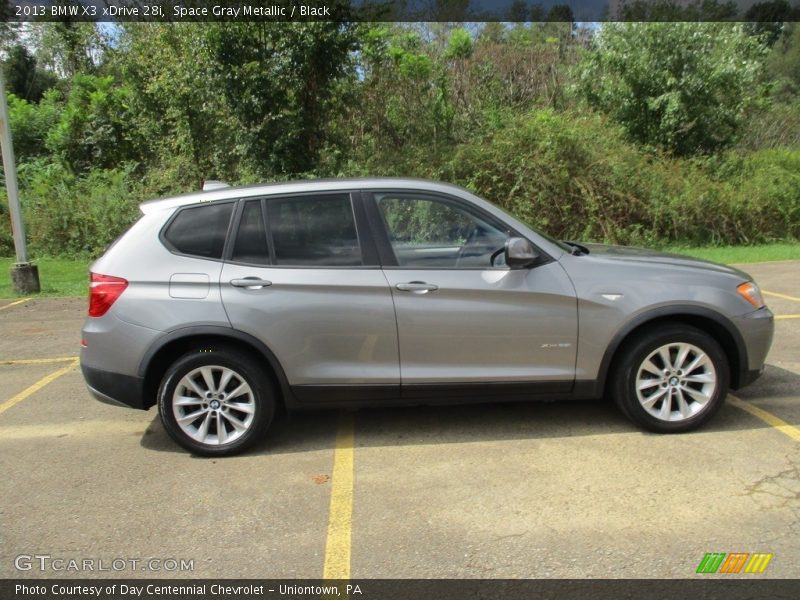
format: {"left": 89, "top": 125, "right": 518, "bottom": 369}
{"left": 1, "top": 20, "right": 799, "bottom": 257}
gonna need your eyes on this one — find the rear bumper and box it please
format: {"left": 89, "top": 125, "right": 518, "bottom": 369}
{"left": 81, "top": 364, "right": 149, "bottom": 410}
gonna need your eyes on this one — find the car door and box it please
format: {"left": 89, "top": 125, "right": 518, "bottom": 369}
{"left": 219, "top": 193, "right": 400, "bottom": 403}
{"left": 367, "top": 190, "right": 578, "bottom": 397}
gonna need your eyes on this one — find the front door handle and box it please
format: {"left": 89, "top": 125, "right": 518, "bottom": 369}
{"left": 230, "top": 277, "right": 273, "bottom": 290}
{"left": 395, "top": 281, "right": 439, "bottom": 294}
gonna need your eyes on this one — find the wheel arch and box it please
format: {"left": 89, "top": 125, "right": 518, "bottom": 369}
{"left": 598, "top": 305, "right": 748, "bottom": 397}
{"left": 138, "top": 326, "right": 295, "bottom": 410}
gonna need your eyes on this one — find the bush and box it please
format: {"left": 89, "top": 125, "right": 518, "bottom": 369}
{"left": 7, "top": 91, "right": 60, "bottom": 161}
{"left": 342, "top": 108, "right": 800, "bottom": 247}
{"left": 12, "top": 161, "right": 142, "bottom": 257}
{"left": 0, "top": 201, "right": 15, "bottom": 256}
{"left": 2, "top": 110, "right": 796, "bottom": 259}
{"left": 45, "top": 75, "right": 138, "bottom": 173}
{"left": 738, "top": 101, "right": 800, "bottom": 151}
{"left": 576, "top": 23, "right": 767, "bottom": 156}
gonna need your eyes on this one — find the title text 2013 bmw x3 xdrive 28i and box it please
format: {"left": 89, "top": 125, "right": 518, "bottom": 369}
{"left": 80, "top": 179, "right": 774, "bottom": 456}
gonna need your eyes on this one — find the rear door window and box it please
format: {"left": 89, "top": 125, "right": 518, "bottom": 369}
{"left": 267, "top": 194, "right": 362, "bottom": 266}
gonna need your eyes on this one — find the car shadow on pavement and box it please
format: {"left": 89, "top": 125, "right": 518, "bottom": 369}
{"left": 139, "top": 363, "right": 800, "bottom": 457}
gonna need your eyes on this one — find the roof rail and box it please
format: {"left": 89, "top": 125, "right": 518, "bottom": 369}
{"left": 202, "top": 180, "right": 230, "bottom": 191}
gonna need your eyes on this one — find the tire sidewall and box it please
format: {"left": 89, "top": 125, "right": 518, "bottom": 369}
{"left": 158, "top": 349, "right": 275, "bottom": 456}
{"left": 614, "top": 326, "right": 730, "bottom": 433}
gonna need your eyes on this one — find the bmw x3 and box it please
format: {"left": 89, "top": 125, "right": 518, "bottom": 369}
{"left": 80, "top": 178, "right": 774, "bottom": 455}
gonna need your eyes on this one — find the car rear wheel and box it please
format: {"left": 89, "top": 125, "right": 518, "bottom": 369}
{"left": 158, "top": 347, "right": 275, "bottom": 456}
{"left": 612, "top": 324, "right": 730, "bottom": 432}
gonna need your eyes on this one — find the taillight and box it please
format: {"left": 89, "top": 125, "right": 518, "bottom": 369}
{"left": 89, "top": 273, "right": 128, "bottom": 317}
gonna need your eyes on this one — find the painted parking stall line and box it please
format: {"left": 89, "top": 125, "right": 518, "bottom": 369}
{"left": 323, "top": 412, "right": 355, "bottom": 579}
{"left": 0, "top": 358, "right": 79, "bottom": 416}
{"left": 1, "top": 356, "right": 78, "bottom": 365}
{"left": 763, "top": 290, "right": 800, "bottom": 303}
{"left": 0, "top": 420, "right": 146, "bottom": 440}
{"left": 729, "top": 395, "right": 800, "bottom": 443}
{"left": 0, "top": 298, "right": 28, "bottom": 311}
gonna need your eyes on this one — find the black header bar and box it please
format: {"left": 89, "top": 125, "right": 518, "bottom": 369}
{"left": 3, "top": 579, "right": 800, "bottom": 600}
{"left": 4, "top": 0, "right": 800, "bottom": 23}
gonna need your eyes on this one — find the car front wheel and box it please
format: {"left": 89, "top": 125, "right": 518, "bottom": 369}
{"left": 612, "top": 324, "right": 730, "bottom": 433}
{"left": 158, "top": 347, "right": 275, "bottom": 456}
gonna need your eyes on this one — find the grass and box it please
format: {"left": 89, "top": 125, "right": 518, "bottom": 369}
{"left": 662, "top": 243, "right": 800, "bottom": 264}
{"left": 0, "top": 257, "right": 89, "bottom": 298}
{"left": 1, "top": 242, "right": 798, "bottom": 297}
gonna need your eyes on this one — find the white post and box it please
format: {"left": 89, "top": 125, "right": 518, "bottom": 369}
{"left": 0, "top": 69, "right": 39, "bottom": 293}
{"left": 0, "top": 69, "right": 27, "bottom": 263}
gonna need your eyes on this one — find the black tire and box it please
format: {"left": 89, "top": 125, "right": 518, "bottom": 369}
{"left": 158, "top": 346, "right": 276, "bottom": 456}
{"left": 611, "top": 324, "right": 730, "bottom": 433}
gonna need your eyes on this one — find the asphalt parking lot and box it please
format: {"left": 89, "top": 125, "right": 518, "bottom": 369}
{"left": 0, "top": 261, "right": 798, "bottom": 580}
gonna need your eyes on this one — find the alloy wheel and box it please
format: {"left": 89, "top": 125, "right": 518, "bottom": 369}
{"left": 635, "top": 342, "right": 718, "bottom": 422}
{"left": 171, "top": 365, "right": 256, "bottom": 445}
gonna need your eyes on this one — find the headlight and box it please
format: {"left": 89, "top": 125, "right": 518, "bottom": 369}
{"left": 737, "top": 281, "right": 765, "bottom": 309}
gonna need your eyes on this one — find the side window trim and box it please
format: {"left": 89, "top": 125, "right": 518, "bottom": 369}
{"left": 222, "top": 199, "right": 246, "bottom": 263}
{"left": 224, "top": 198, "right": 272, "bottom": 267}
{"left": 362, "top": 189, "right": 530, "bottom": 270}
{"left": 361, "top": 190, "right": 400, "bottom": 267}
{"left": 261, "top": 199, "right": 275, "bottom": 262}
{"left": 351, "top": 191, "right": 380, "bottom": 267}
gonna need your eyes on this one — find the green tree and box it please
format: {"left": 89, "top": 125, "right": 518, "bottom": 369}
{"left": 6, "top": 91, "right": 60, "bottom": 159}
{"left": 45, "top": 74, "right": 137, "bottom": 172}
{"left": 615, "top": 0, "right": 738, "bottom": 20}
{"left": 348, "top": 25, "right": 454, "bottom": 153}
{"left": 3, "top": 45, "right": 58, "bottom": 103}
{"left": 112, "top": 23, "right": 238, "bottom": 188}
{"left": 744, "top": 0, "right": 800, "bottom": 46}
{"left": 204, "top": 22, "right": 359, "bottom": 175}
{"left": 765, "top": 23, "right": 800, "bottom": 98}
{"left": 577, "top": 23, "right": 767, "bottom": 155}
{"left": 26, "top": 21, "right": 106, "bottom": 77}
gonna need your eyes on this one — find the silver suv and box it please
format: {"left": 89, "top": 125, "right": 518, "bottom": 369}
{"left": 80, "top": 178, "right": 774, "bottom": 455}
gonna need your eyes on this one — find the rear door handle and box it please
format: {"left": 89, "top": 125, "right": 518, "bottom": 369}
{"left": 395, "top": 281, "right": 439, "bottom": 293}
{"left": 230, "top": 277, "right": 273, "bottom": 290}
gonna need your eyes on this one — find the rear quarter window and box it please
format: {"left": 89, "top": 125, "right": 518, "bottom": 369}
{"left": 163, "top": 202, "right": 235, "bottom": 259}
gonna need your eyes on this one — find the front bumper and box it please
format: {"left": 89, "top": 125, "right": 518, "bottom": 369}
{"left": 81, "top": 364, "right": 149, "bottom": 410}
{"left": 731, "top": 306, "right": 774, "bottom": 390}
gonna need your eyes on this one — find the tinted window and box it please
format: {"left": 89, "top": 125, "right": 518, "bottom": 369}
{"left": 267, "top": 195, "right": 362, "bottom": 266}
{"left": 376, "top": 194, "right": 509, "bottom": 268}
{"left": 164, "top": 202, "right": 234, "bottom": 259}
{"left": 231, "top": 200, "right": 270, "bottom": 265}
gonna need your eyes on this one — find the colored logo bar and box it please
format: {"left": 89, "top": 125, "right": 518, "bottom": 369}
{"left": 696, "top": 553, "right": 773, "bottom": 574}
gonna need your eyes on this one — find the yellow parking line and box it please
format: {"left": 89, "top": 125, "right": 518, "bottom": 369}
{"left": 0, "top": 299, "right": 28, "bottom": 311}
{"left": 0, "top": 420, "right": 146, "bottom": 440}
{"left": 0, "top": 359, "right": 79, "bottom": 416}
{"left": 1, "top": 356, "right": 79, "bottom": 365}
{"left": 323, "top": 412, "right": 355, "bottom": 580}
{"left": 763, "top": 290, "right": 800, "bottom": 303}
{"left": 729, "top": 395, "right": 800, "bottom": 443}
{"left": 774, "top": 314, "right": 800, "bottom": 320}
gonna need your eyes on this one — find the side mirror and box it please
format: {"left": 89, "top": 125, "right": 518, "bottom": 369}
{"left": 505, "top": 237, "right": 539, "bottom": 269}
